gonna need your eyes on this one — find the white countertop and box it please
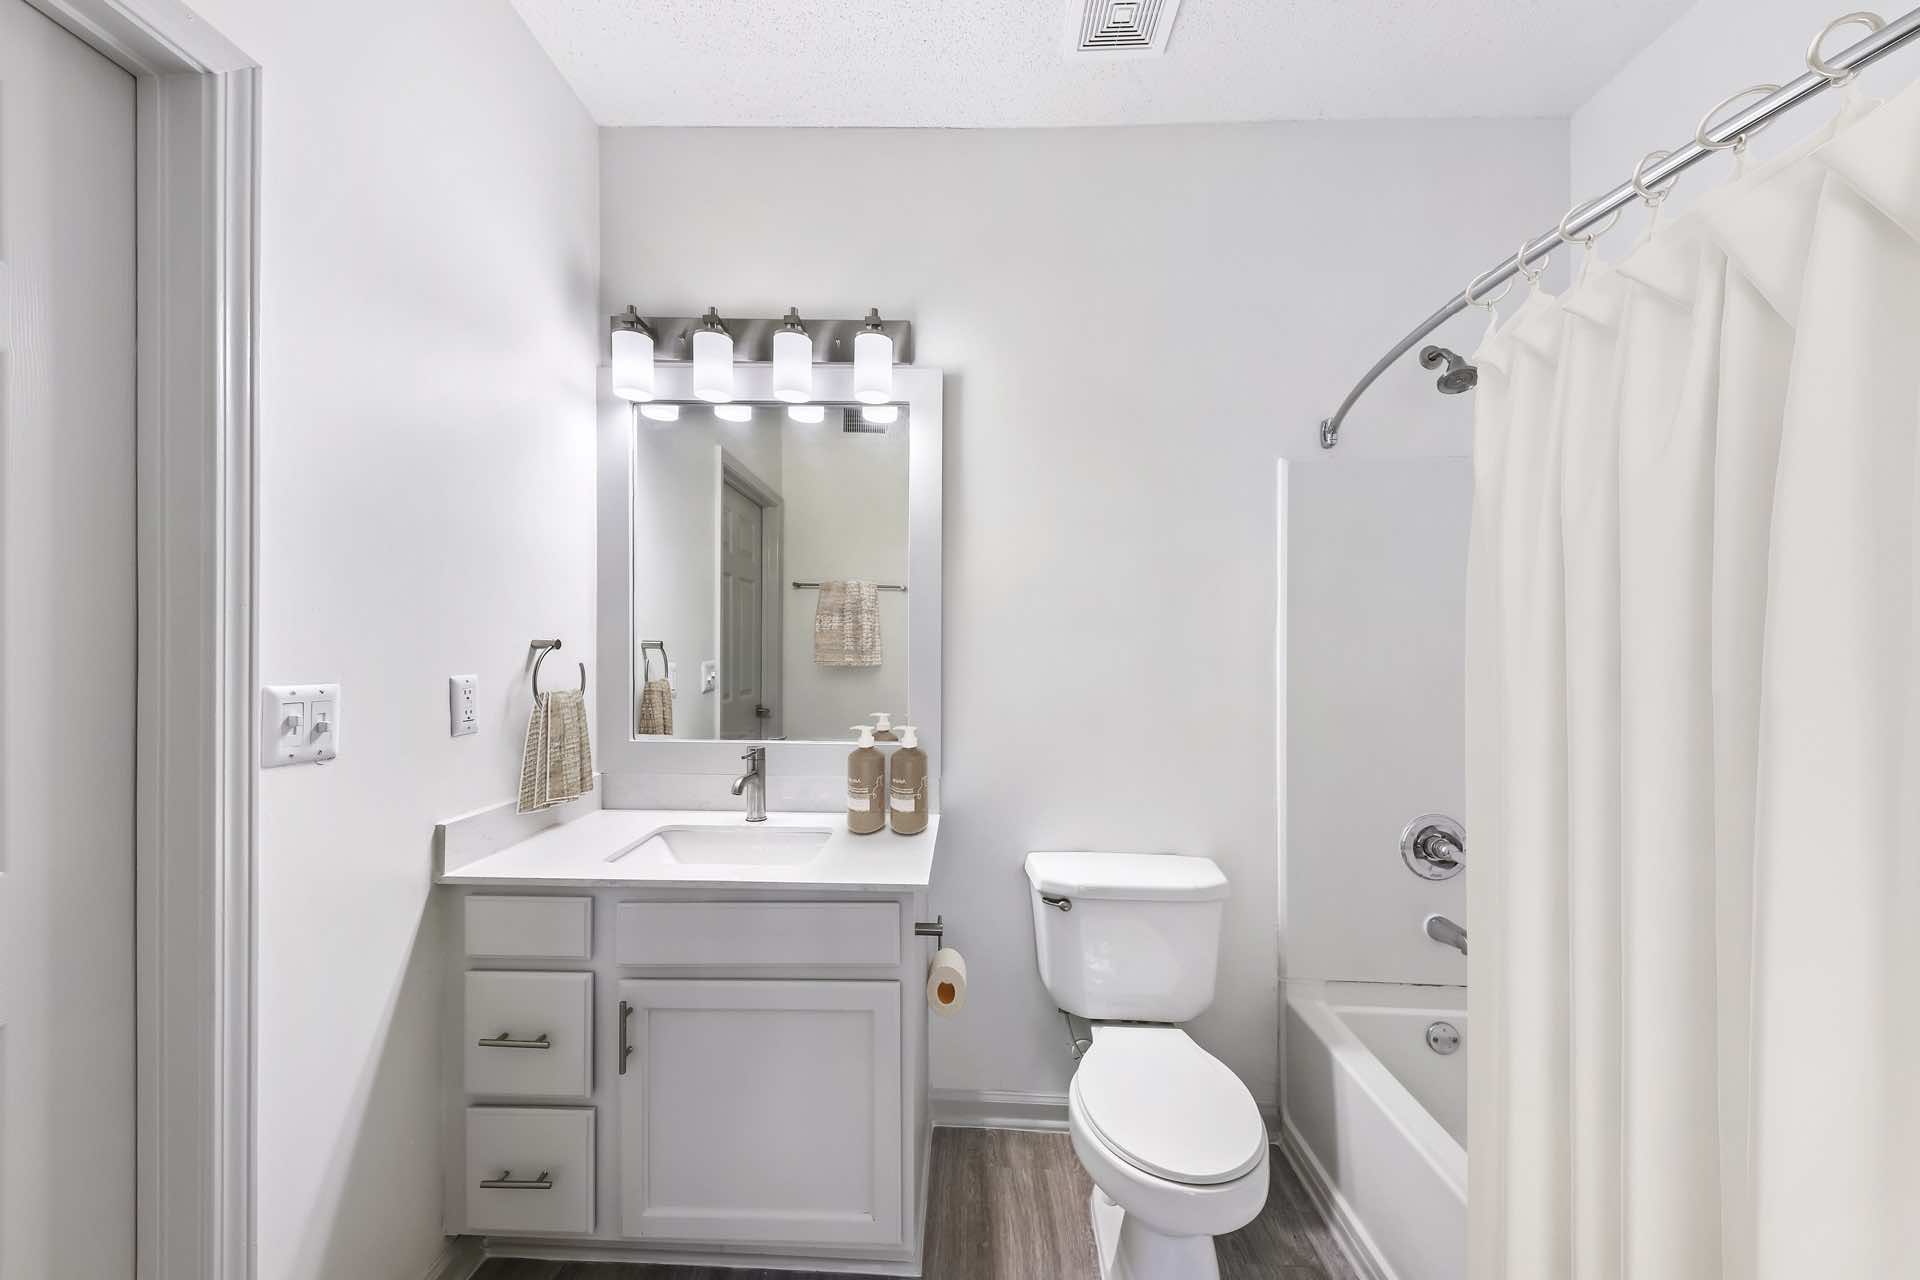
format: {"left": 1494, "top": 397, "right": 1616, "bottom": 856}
{"left": 437, "top": 808, "right": 939, "bottom": 891}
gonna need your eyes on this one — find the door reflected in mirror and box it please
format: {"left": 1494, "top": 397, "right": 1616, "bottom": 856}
{"left": 631, "top": 402, "right": 910, "bottom": 743}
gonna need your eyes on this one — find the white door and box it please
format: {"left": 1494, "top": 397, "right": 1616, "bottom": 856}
{"left": 0, "top": 2, "right": 138, "bottom": 1276}
{"left": 618, "top": 979, "right": 903, "bottom": 1246}
{"left": 719, "top": 481, "right": 766, "bottom": 739}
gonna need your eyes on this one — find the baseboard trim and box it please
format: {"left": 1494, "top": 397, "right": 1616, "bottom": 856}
{"left": 420, "top": 1237, "right": 485, "bottom": 1280}
{"left": 480, "top": 1239, "right": 918, "bottom": 1276}
{"left": 930, "top": 1089, "right": 1069, "bottom": 1131}
{"left": 1278, "top": 1118, "right": 1392, "bottom": 1280}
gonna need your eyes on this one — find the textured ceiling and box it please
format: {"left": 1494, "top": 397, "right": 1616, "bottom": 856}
{"left": 509, "top": 0, "right": 1695, "bottom": 128}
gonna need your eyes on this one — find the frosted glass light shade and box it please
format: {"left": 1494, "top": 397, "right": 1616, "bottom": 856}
{"left": 611, "top": 327, "right": 655, "bottom": 402}
{"left": 862, "top": 404, "right": 899, "bottom": 425}
{"left": 787, "top": 404, "right": 826, "bottom": 424}
{"left": 853, "top": 328, "right": 893, "bottom": 404}
{"left": 772, "top": 327, "right": 813, "bottom": 403}
{"left": 714, "top": 404, "right": 753, "bottom": 423}
{"left": 692, "top": 327, "right": 735, "bottom": 402}
{"left": 639, "top": 403, "right": 680, "bottom": 422}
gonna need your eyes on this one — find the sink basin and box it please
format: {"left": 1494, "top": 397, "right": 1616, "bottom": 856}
{"left": 639, "top": 825, "right": 832, "bottom": 867}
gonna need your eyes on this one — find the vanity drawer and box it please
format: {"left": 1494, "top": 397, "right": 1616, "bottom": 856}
{"left": 465, "top": 1106, "right": 595, "bottom": 1236}
{"left": 465, "top": 971, "right": 593, "bottom": 1099}
{"left": 615, "top": 901, "right": 901, "bottom": 968}
{"left": 465, "top": 895, "right": 592, "bottom": 959}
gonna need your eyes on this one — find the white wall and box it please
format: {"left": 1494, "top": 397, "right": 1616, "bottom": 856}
{"left": 1283, "top": 457, "right": 1471, "bottom": 987}
{"left": 600, "top": 120, "right": 1566, "bottom": 1115}
{"left": 1571, "top": 0, "right": 1913, "bottom": 239}
{"left": 180, "top": 3, "right": 600, "bottom": 1277}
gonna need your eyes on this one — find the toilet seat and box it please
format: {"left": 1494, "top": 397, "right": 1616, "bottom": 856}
{"left": 1071, "top": 1025, "right": 1266, "bottom": 1186}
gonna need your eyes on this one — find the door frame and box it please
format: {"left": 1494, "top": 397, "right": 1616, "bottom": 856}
{"left": 715, "top": 450, "right": 784, "bottom": 741}
{"left": 23, "top": 2, "right": 259, "bottom": 1277}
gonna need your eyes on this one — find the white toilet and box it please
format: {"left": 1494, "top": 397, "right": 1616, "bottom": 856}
{"left": 1025, "top": 851, "right": 1269, "bottom": 1280}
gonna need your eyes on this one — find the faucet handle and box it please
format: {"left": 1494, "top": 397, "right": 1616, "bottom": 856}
{"left": 742, "top": 746, "right": 765, "bottom": 761}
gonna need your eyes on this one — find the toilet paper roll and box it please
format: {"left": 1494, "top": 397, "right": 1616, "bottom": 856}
{"left": 927, "top": 947, "right": 967, "bottom": 1015}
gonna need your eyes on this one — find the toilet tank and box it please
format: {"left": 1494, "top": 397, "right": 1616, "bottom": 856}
{"left": 1024, "top": 851, "right": 1231, "bottom": 1022}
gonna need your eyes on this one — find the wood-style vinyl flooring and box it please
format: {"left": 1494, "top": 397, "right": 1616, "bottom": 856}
{"left": 474, "top": 1127, "right": 1362, "bottom": 1280}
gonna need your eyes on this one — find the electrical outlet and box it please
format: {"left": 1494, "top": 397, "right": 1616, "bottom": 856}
{"left": 449, "top": 674, "right": 478, "bottom": 737}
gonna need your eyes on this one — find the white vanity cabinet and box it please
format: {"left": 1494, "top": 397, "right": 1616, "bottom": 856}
{"left": 443, "top": 878, "right": 932, "bottom": 1273}
{"left": 617, "top": 978, "right": 903, "bottom": 1244}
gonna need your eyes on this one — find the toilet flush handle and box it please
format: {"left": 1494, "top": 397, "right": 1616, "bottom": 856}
{"left": 1039, "top": 894, "right": 1072, "bottom": 912}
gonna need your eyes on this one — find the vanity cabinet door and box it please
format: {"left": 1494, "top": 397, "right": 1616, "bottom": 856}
{"left": 617, "top": 979, "right": 903, "bottom": 1247}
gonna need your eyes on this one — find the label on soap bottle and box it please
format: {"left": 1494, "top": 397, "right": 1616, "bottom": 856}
{"left": 889, "top": 782, "right": 918, "bottom": 813}
{"left": 850, "top": 781, "right": 879, "bottom": 812}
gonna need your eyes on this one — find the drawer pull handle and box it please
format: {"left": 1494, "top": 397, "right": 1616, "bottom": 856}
{"left": 476, "top": 1031, "right": 551, "bottom": 1050}
{"left": 478, "top": 1169, "right": 553, "bottom": 1191}
{"left": 619, "top": 1000, "right": 635, "bottom": 1075}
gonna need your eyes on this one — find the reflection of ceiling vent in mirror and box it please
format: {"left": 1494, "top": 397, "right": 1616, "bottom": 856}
{"left": 844, "top": 408, "right": 889, "bottom": 434}
{"left": 1067, "top": 0, "right": 1185, "bottom": 58}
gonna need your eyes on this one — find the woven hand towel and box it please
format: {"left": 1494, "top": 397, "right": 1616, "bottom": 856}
{"left": 813, "top": 579, "right": 882, "bottom": 667}
{"left": 517, "top": 689, "right": 594, "bottom": 813}
{"left": 636, "top": 678, "right": 674, "bottom": 736}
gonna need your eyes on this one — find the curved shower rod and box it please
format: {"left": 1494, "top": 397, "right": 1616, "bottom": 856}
{"left": 1318, "top": 6, "right": 1920, "bottom": 449}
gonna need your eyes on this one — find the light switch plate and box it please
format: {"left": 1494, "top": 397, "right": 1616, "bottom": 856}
{"left": 449, "top": 674, "right": 479, "bottom": 737}
{"left": 261, "top": 683, "right": 341, "bottom": 767}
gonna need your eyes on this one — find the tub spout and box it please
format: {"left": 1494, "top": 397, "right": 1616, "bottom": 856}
{"left": 1424, "top": 913, "right": 1468, "bottom": 956}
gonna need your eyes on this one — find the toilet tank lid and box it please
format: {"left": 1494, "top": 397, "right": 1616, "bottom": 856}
{"left": 1024, "top": 851, "right": 1229, "bottom": 902}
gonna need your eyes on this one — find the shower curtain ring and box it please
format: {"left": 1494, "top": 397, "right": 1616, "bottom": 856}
{"left": 1514, "top": 239, "right": 1547, "bottom": 286}
{"left": 1631, "top": 149, "right": 1679, "bottom": 205}
{"left": 1555, "top": 199, "right": 1622, "bottom": 247}
{"left": 1695, "top": 84, "right": 1782, "bottom": 154}
{"left": 1807, "top": 11, "right": 1886, "bottom": 85}
{"left": 1463, "top": 265, "right": 1514, "bottom": 311}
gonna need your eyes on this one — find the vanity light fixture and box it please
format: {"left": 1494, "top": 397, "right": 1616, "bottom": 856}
{"left": 639, "top": 403, "right": 680, "bottom": 422}
{"left": 610, "top": 306, "right": 656, "bottom": 402}
{"left": 772, "top": 307, "right": 813, "bottom": 403}
{"left": 713, "top": 403, "right": 754, "bottom": 423}
{"left": 861, "top": 404, "right": 900, "bottom": 425}
{"left": 853, "top": 308, "right": 894, "bottom": 405}
{"left": 787, "top": 404, "right": 826, "bottom": 424}
{"left": 692, "top": 307, "right": 736, "bottom": 403}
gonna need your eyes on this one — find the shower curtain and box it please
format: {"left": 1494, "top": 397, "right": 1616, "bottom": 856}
{"left": 1466, "top": 81, "right": 1920, "bottom": 1279}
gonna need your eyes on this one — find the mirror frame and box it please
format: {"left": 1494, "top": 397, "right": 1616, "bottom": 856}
{"left": 596, "top": 362, "right": 943, "bottom": 792}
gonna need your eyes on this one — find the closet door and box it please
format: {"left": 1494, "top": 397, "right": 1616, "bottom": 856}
{"left": 0, "top": 2, "right": 138, "bottom": 1276}
{"left": 617, "top": 978, "right": 903, "bottom": 1247}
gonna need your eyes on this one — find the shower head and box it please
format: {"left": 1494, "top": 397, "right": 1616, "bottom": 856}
{"left": 1419, "top": 345, "right": 1478, "bottom": 395}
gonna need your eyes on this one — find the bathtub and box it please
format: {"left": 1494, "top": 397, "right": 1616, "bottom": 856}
{"left": 1281, "top": 980, "right": 1467, "bottom": 1280}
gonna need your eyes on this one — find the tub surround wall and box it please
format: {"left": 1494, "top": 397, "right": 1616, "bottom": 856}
{"left": 1282, "top": 458, "right": 1472, "bottom": 987}
{"left": 181, "top": 2, "right": 601, "bottom": 1277}
{"left": 600, "top": 120, "right": 1568, "bottom": 1121}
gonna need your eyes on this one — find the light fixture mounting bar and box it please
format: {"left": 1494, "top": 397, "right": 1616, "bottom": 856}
{"left": 611, "top": 313, "right": 915, "bottom": 365}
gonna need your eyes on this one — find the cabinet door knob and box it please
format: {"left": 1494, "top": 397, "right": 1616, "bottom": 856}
{"left": 476, "top": 1031, "right": 551, "bottom": 1050}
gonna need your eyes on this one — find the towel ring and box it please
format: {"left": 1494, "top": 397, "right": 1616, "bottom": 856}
{"left": 1808, "top": 12, "right": 1885, "bottom": 85}
{"left": 1694, "top": 84, "right": 1782, "bottom": 153}
{"left": 530, "top": 639, "right": 586, "bottom": 706}
{"left": 639, "top": 640, "right": 669, "bottom": 684}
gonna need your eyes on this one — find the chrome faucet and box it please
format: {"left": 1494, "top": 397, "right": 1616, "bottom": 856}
{"left": 731, "top": 747, "right": 767, "bottom": 822}
{"left": 1424, "top": 913, "right": 1468, "bottom": 956}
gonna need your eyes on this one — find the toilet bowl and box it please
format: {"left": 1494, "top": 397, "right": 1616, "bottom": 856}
{"left": 1067, "top": 1024, "right": 1269, "bottom": 1280}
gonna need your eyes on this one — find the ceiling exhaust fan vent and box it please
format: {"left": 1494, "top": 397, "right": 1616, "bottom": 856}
{"left": 1068, "top": 0, "right": 1185, "bottom": 58}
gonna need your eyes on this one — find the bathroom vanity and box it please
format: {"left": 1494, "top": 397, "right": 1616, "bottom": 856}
{"left": 438, "top": 807, "right": 941, "bottom": 1272}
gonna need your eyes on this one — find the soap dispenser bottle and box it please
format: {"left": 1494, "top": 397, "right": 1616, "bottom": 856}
{"left": 887, "top": 725, "right": 928, "bottom": 835}
{"left": 847, "top": 725, "right": 886, "bottom": 835}
{"left": 870, "top": 712, "right": 898, "bottom": 742}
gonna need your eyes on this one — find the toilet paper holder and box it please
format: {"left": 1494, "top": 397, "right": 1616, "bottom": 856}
{"left": 913, "top": 916, "right": 946, "bottom": 946}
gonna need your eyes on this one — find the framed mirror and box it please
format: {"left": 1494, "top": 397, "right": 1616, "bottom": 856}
{"left": 597, "top": 363, "right": 942, "bottom": 781}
